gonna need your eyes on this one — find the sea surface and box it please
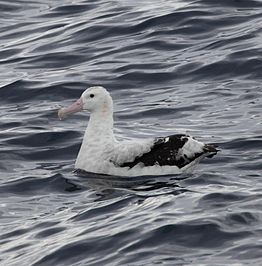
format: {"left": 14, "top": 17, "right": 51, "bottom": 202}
{"left": 0, "top": 0, "right": 262, "bottom": 265}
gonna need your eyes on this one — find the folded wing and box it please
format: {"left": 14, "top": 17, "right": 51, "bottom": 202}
{"left": 113, "top": 134, "right": 218, "bottom": 169}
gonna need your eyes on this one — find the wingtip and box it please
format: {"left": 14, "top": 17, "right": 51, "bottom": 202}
{"left": 204, "top": 144, "right": 219, "bottom": 158}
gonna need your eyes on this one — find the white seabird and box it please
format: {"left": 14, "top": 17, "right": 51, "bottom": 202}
{"left": 58, "top": 86, "right": 218, "bottom": 176}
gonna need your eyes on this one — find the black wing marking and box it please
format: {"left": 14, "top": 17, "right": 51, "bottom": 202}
{"left": 119, "top": 134, "right": 207, "bottom": 169}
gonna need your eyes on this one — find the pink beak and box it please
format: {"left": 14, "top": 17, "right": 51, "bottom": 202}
{"left": 58, "top": 98, "right": 84, "bottom": 120}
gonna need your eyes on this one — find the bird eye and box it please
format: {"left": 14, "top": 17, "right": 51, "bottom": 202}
{"left": 90, "top": 94, "right": 94, "bottom": 98}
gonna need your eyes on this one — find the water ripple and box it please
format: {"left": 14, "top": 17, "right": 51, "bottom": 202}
{"left": 0, "top": 0, "right": 262, "bottom": 265}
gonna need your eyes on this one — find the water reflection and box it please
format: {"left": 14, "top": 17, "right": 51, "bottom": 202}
{"left": 68, "top": 169, "right": 192, "bottom": 200}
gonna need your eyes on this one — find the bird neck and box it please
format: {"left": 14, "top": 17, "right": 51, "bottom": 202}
{"left": 85, "top": 109, "right": 115, "bottom": 141}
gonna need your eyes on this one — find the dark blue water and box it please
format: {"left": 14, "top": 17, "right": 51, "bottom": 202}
{"left": 0, "top": 0, "right": 262, "bottom": 265}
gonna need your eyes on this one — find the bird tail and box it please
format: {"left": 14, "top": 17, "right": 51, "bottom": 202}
{"left": 204, "top": 144, "right": 219, "bottom": 158}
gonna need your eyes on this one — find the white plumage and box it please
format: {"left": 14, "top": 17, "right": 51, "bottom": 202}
{"left": 58, "top": 86, "right": 217, "bottom": 176}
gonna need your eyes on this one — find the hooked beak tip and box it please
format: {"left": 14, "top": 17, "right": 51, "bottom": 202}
{"left": 58, "top": 108, "right": 65, "bottom": 120}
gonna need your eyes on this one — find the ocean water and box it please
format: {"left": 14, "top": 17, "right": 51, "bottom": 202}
{"left": 0, "top": 0, "right": 262, "bottom": 265}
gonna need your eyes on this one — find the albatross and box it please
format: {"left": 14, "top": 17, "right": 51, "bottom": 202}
{"left": 58, "top": 86, "right": 218, "bottom": 176}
